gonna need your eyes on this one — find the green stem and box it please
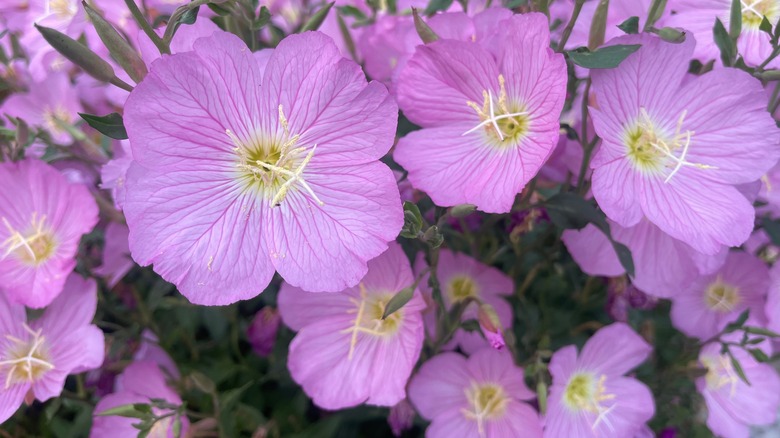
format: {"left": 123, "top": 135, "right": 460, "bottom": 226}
{"left": 162, "top": 0, "right": 212, "bottom": 46}
{"left": 124, "top": 0, "right": 169, "bottom": 54}
{"left": 557, "top": 0, "right": 585, "bottom": 51}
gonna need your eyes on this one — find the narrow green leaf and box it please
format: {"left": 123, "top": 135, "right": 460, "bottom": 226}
{"left": 132, "top": 403, "right": 153, "bottom": 414}
{"left": 97, "top": 403, "right": 149, "bottom": 418}
{"left": 760, "top": 15, "right": 773, "bottom": 35}
{"left": 208, "top": 2, "right": 232, "bottom": 15}
{"left": 424, "top": 0, "right": 453, "bottom": 14}
{"left": 744, "top": 326, "right": 780, "bottom": 337}
{"left": 300, "top": 2, "right": 334, "bottom": 32}
{"left": 83, "top": 1, "right": 147, "bottom": 83}
{"left": 728, "top": 351, "right": 751, "bottom": 385}
{"left": 35, "top": 24, "right": 121, "bottom": 84}
{"left": 724, "top": 309, "right": 750, "bottom": 333}
{"left": 729, "top": 0, "right": 742, "bottom": 40}
{"left": 713, "top": 18, "right": 736, "bottom": 66}
{"left": 337, "top": 5, "right": 367, "bottom": 20}
{"left": 587, "top": 0, "right": 610, "bottom": 50}
{"left": 180, "top": 5, "right": 200, "bottom": 24}
{"left": 617, "top": 16, "right": 639, "bottom": 34}
{"left": 413, "top": 7, "right": 439, "bottom": 43}
{"left": 567, "top": 44, "right": 641, "bottom": 69}
{"left": 79, "top": 112, "right": 128, "bottom": 140}
{"left": 252, "top": 6, "right": 271, "bottom": 30}
{"left": 336, "top": 12, "right": 357, "bottom": 61}
{"left": 749, "top": 348, "right": 770, "bottom": 362}
{"left": 382, "top": 286, "right": 415, "bottom": 319}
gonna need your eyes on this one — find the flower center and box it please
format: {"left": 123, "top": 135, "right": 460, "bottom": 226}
{"left": 228, "top": 105, "right": 324, "bottom": 207}
{"left": 461, "top": 382, "right": 509, "bottom": 436}
{"left": 47, "top": 0, "right": 77, "bottom": 19}
{"left": 341, "top": 283, "right": 404, "bottom": 360}
{"left": 43, "top": 105, "right": 72, "bottom": 137}
{"left": 446, "top": 275, "right": 479, "bottom": 303}
{"left": 464, "top": 75, "right": 530, "bottom": 147}
{"left": 1, "top": 213, "right": 57, "bottom": 266}
{"left": 702, "top": 354, "right": 740, "bottom": 397}
{"left": 0, "top": 323, "right": 54, "bottom": 388}
{"left": 563, "top": 373, "right": 618, "bottom": 432}
{"left": 741, "top": 0, "right": 780, "bottom": 28}
{"left": 704, "top": 278, "right": 741, "bottom": 313}
{"left": 623, "top": 108, "right": 714, "bottom": 182}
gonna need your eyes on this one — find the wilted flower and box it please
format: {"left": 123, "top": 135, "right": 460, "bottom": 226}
{"left": 394, "top": 12, "right": 566, "bottom": 213}
{"left": 408, "top": 348, "right": 542, "bottom": 438}
{"left": 545, "top": 323, "right": 654, "bottom": 437}
{"left": 670, "top": 252, "right": 769, "bottom": 340}
{"left": 123, "top": 30, "right": 402, "bottom": 304}
{"left": 247, "top": 307, "right": 281, "bottom": 357}
{"left": 589, "top": 34, "right": 780, "bottom": 254}
{"left": 0, "top": 274, "right": 105, "bottom": 424}
{"left": 0, "top": 159, "right": 98, "bottom": 308}
{"left": 277, "top": 242, "right": 425, "bottom": 409}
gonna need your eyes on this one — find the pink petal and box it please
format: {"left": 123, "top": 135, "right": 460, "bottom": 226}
{"left": 408, "top": 352, "right": 471, "bottom": 420}
{"left": 579, "top": 323, "right": 651, "bottom": 376}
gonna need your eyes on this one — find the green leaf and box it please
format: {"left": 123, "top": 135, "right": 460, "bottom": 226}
{"left": 567, "top": 44, "right": 641, "bottom": 69}
{"left": 422, "top": 225, "right": 444, "bottom": 248}
{"left": 79, "top": 112, "right": 128, "bottom": 140}
{"left": 83, "top": 1, "right": 148, "bottom": 83}
{"left": 97, "top": 403, "right": 150, "bottom": 419}
{"left": 252, "top": 6, "right": 271, "bottom": 30}
{"left": 132, "top": 403, "right": 153, "bottom": 414}
{"left": 382, "top": 286, "right": 415, "bottom": 319}
{"left": 749, "top": 348, "right": 770, "bottom": 362}
{"left": 208, "top": 2, "right": 232, "bottom": 15}
{"left": 617, "top": 16, "right": 639, "bottom": 34}
{"left": 337, "top": 5, "right": 367, "bottom": 20}
{"left": 744, "top": 326, "right": 780, "bottom": 337}
{"left": 729, "top": 0, "right": 742, "bottom": 40}
{"left": 400, "top": 201, "right": 423, "bottom": 238}
{"left": 760, "top": 15, "right": 773, "bottom": 35}
{"left": 180, "top": 5, "right": 200, "bottom": 24}
{"left": 450, "top": 204, "right": 476, "bottom": 218}
{"left": 762, "top": 217, "right": 780, "bottom": 246}
{"left": 413, "top": 7, "right": 439, "bottom": 43}
{"left": 424, "top": 0, "right": 453, "bottom": 14}
{"left": 300, "top": 2, "right": 334, "bottom": 32}
{"left": 460, "top": 319, "right": 480, "bottom": 332}
{"left": 728, "top": 351, "right": 751, "bottom": 385}
{"left": 713, "top": 18, "right": 736, "bottom": 66}
{"left": 587, "top": 0, "right": 610, "bottom": 49}
{"left": 724, "top": 309, "right": 750, "bottom": 333}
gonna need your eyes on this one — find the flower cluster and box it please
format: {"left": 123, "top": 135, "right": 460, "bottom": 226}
{"left": 2, "top": 0, "right": 780, "bottom": 437}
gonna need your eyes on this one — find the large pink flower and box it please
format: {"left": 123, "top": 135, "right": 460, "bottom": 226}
{"left": 408, "top": 348, "right": 542, "bottom": 438}
{"left": 394, "top": 12, "right": 566, "bottom": 213}
{"left": 589, "top": 34, "right": 780, "bottom": 254}
{"left": 123, "top": 30, "right": 402, "bottom": 304}
{"left": 545, "top": 323, "right": 654, "bottom": 438}
{"left": 277, "top": 242, "right": 425, "bottom": 410}
{"left": 0, "top": 274, "right": 105, "bottom": 424}
{"left": 0, "top": 159, "right": 98, "bottom": 308}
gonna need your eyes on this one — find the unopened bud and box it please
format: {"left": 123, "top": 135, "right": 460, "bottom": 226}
{"left": 658, "top": 27, "right": 686, "bottom": 44}
{"left": 477, "top": 304, "right": 505, "bottom": 350}
{"left": 83, "top": 1, "right": 147, "bottom": 84}
{"left": 450, "top": 204, "right": 476, "bottom": 218}
{"left": 387, "top": 399, "right": 415, "bottom": 437}
{"left": 422, "top": 225, "right": 443, "bottom": 248}
{"left": 247, "top": 307, "right": 281, "bottom": 357}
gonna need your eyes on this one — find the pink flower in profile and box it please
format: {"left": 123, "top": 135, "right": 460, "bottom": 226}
{"left": 664, "top": 0, "right": 780, "bottom": 68}
{"left": 94, "top": 222, "right": 133, "bottom": 288}
{"left": 697, "top": 341, "right": 780, "bottom": 438}
{"left": 0, "top": 159, "right": 98, "bottom": 308}
{"left": 408, "top": 348, "right": 542, "bottom": 438}
{"left": 670, "top": 252, "right": 769, "bottom": 340}
{"left": 91, "top": 361, "right": 188, "bottom": 438}
{"left": 562, "top": 218, "right": 726, "bottom": 297}
{"left": 277, "top": 242, "right": 425, "bottom": 409}
{"left": 0, "top": 72, "right": 82, "bottom": 144}
{"left": 545, "top": 323, "right": 654, "bottom": 438}
{"left": 123, "top": 31, "right": 401, "bottom": 304}
{"left": 416, "top": 249, "right": 513, "bottom": 354}
{"left": 0, "top": 274, "right": 105, "bottom": 424}
{"left": 589, "top": 34, "right": 780, "bottom": 254}
{"left": 394, "top": 12, "right": 566, "bottom": 213}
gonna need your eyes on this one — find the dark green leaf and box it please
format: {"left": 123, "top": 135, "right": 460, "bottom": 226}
{"left": 728, "top": 351, "right": 750, "bottom": 385}
{"left": 79, "top": 112, "right": 128, "bottom": 140}
{"left": 713, "top": 18, "right": 736, "bottom": 66}
{"left": 424, "top": 0, "right": 453, "bottom": 14}
{"left": 97, "top": 403, "right": 149, "bottom": 419}
{"left": 132, "top": 403, "right": 153, "bottom": 414}
{"left": 180, "top": 5, "right": 200, "bottom": 24}
{"left": 744, "top": 326, "right": 780, "bottom": 337}
{"left": 300, "top": 2, "right": 334, "bottom": 32}
{"left": 760, "top": 15, "right": 773, "bottom": 35}
{"left": 337, "top": 5, "right": 367, "bottom": 20}
{"left": 208, "top": 2, "right": 232, "bottom": 15}
{"left": 413, "top": 7, "right": 439, "bottom": 43}
{"left": 724, "top": 309, "right": 750, "bottom": 333}
{"left": 748, "top": 348, "right": 770, "bottom": 362}
{"left": 252, "top": 6, "right": 271, "bottom": 30}
{"left": 762, "top": 217, "right": 780, "bottom": 246}
{"left": 567, "top": 44, "right": 641, "bottom": 69}
{"left": 382, "top": 286, "right": 414, "bottom": 319}
{"left": 400, "top": 201, "right": 423, "bottom": 238}
{"left": 617, "top": 16, "right": 639, "bottom": 34}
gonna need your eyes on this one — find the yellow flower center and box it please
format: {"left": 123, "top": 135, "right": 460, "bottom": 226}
{"left": 461, "top": 382, "right": 509, "bottom": 436}
{"left": 1, "top": 213, "right": 58, "bottom": 266}
{"left": 447, "top": 275, "right": 479, "bottom": 303}
{"left": 704, "top": 278, "right": 741, "bottom": 313}
{"left": 702, "top": 354, "right": 740, "bottom": 396}
{"left": 228, "top": 105, "right": 323, "bottom": 207}
{"left": 741, "top": 0, "right": 780, "bottom": 28}
{"left": 42, "top": 105, "right": 72, "bottom": 137}
{"left": 48, "top": 0, "right": 77, "bottom": 19}
{"left": 563, "top": 372, "right": 617, "bottom": 432}
{"left": 341, "top": 284, "right": 404, "bottom": 360}
{"left": 0, "top": 323, "right": 54, "bottom": 388}
{"left": 464, "top": 75, "right": 531, "bottom": 147}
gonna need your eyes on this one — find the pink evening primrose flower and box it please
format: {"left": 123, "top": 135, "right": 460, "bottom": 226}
{"left": 394, "top": 12, "right": 567, "bottom": 213}
{"left": 562, "top": 218, "right": 726, "bottom": 298}
{"left": 91, "top": 360, "right": 188, "bottom": 438}
{"left": 277, "top": 242, "right": 425, "bottom": 410}
{"left": 589, "top": 34, "right": 780, "bottom": 254}
{"left": 664, "top": 0, "right": 780, "bottom": 68}
{"left": 0, "top": 274, "right": 105, "bottom": 424}
{"left": 415, "top": 249, "right": 514, "bottom": 354}
{"left": 697, "top": 341, "right": 780, "bottom": 438}
{"left": 765, "top": 262, "right": 780, "bottom": 334}
{"left": 408, "top": 348, "right": 542, "bottom": 438}
{"left": 0, "top": 159, "right": 98, "bottom": 308}
{"left": 670, "top": 252, "right": 769, "bottom": 340}
{"left": 93, "top": 222, "right": 133, "bottom": 288}
{"left": 123, "top": 30, "right": 402, "bottom": 304}
{"left": 545, "top": 323, "right": 655, "bottom": 438}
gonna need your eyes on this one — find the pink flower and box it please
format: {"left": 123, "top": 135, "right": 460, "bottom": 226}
{"left": 94, "top": 222, "right": 133, "bottom": 288}
{"left": 408, "top": 348, "right": 542, "bottom": 438}
{"left": 551, "top": 0, "right": 653, "bottom": 50}
{"left": 394, "top": 12, "right": 566, "bottom": 213}
{"left": 388, "top": 399, "right": 416, "bottom": 437}
{"left": 247, "top": 307, "right": 281, "bottom": 357}
{"left": 416, "top": 249, "right": 513, "bottom": 354}
{"left": 123, "top": 30, "right": 402, "bottom": 304}
{"left": 664, "top": 0, "right": 780, "bottom": 68}
{"left": 0, "top": 72, "right": 82, "bottom": 144}
{"left": 0, "top": 159, "right": 98, "bottom": 308}
{"left": 670, "top": 252, "right": 769, "bottom": 340}
{"left": 91, "top": 361, "right": 188, "bottom": 438}
{"left": 562, "top": 218, "right": 726, "bottom": 297}
{"left": 0, "top": 274, "right": 105, "bottom": 424}
{"left": 100, "top": 141, "right": 133, "bottom": 210}
{"left": 545, "top": 323, "right": 654, "bottom": 438}
{"left": 137, "top": 13, "right": 220, "bottom": 67}
{"left": 697, "top": 342, "right": 780, "bottom": 438}
{"left": 766, "top": 262, "right": 780, "bottom": 334}
{"left": 277, "top": 242, "right": 425, "bottom": 409}
{"left": 589, "top": 34, "right": 780, "bottom": 254}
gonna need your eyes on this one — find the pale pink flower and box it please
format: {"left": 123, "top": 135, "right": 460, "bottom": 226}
{"left": 94, "top": 222, "right": 133, "bottom": 288}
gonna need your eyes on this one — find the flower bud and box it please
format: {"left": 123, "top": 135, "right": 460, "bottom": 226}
{"left": 477, "top": 304, "right": 505, "bottom": 350}
{"left": 450, "top": 204, "right": 476, "bottom": 218}
{"left": 658, "top": 27, "right": 686, "bottom": 44}
{"left": 247, "top": 307, "right": 281, "bottom": 357}
{"left": 83, "top": 1, "right": 147, "bottom": 84}
{"left": 387, "top": 399, "right": 415, "bottom": 437}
